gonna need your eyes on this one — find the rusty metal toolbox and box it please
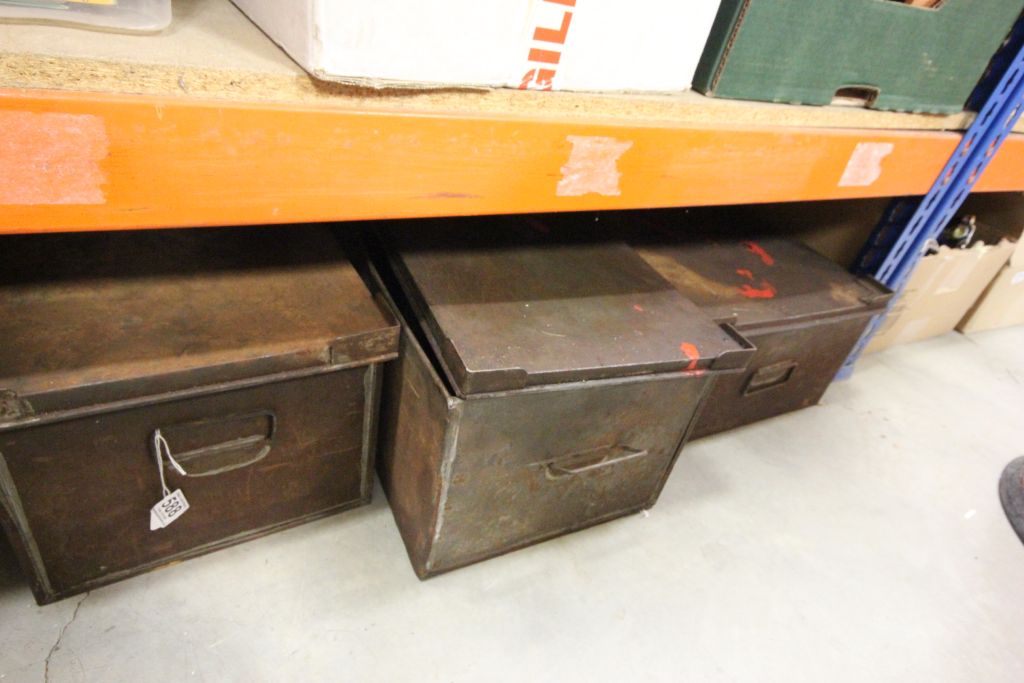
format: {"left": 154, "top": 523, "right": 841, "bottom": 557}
{"left": 371, "top": 221, "right": 754, "bottom": 578}
{"left": 636, "top": 236, "right": 892, "bottom": 439}
{"left": 0, "top": 227, "right": 399, "bottom": 604}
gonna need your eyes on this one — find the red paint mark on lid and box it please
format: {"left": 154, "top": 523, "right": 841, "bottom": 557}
{"left": 736, "top": 268, "right": 754, "bottom": 280}
{"left": 743, "top": 241, "right": 775, "bottom": 266}
{"left": 679, "top": 342, "right": 700, "bottom": 371}
{"left": 633, "top": 304, "right": 645, "bottom": 312}
{"left": 738, "top": 280, "right": 777, "bottom": 299}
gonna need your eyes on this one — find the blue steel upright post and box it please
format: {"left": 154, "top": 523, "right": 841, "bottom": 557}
{"left": 838, "top": 15, "right": 1024, "bottom": 379}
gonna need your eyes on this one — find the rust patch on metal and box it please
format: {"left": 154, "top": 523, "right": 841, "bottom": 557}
{"left": 636, "top": 249, "right": 739, "bottom": 300}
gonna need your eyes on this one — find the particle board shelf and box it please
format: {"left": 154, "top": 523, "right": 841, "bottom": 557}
{"left": 2, "top": 0, "right": 1024, "bottom": 233}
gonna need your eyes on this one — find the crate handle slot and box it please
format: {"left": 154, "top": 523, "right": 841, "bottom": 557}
{"left": 889, "top": 0, "right": 944, "bottom": 9}
{"left": 744, "top": 361, "right": 798, "bottom": 395}
{"left": 831, "top": 86, "right": 880, "bottom": 108}
{"left": 545, "top": 444, "right": 648, "bottom": 479}
{"left": 152, "top": 411, "right": 276, "bottom": 477}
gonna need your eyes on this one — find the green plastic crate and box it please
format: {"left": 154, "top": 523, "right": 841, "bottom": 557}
{"left": 693, "top": 0, "right": 1024, "bottom": 113}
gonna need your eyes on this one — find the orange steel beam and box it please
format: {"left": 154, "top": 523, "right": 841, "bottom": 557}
{"left": 2, "top": 88, "right": 1024, "bottom": 234}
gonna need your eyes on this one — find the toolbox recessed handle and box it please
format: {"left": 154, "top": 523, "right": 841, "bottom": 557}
{"left": 153, "top": 411, "right": 276, "bottom": 477}
{"left": 545, "top": 444, "right": 649, "bottom": 479}
{"left": 744, "top": 361, "right": 797, "bottom": 395}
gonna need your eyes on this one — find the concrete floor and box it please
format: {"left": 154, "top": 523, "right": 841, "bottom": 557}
{"left": 1, "top": 327, "right": 1022, "bottom": 682}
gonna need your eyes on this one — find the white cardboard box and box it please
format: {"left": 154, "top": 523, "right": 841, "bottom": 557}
{"left": 230, "top": 0, "right": 722, "bottom": 91}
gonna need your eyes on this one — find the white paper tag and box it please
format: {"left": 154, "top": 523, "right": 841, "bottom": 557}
{"left": 150, "top": 489, "right": 189, "bottom": 530}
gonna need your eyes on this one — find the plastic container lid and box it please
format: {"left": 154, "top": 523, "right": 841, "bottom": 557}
{"left": 0, "top": 0, "right": 171, "bottom": 32}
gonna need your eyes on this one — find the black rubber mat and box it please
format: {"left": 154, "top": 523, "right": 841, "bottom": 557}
{"left": 999, "top": 456, "right": 1024, "bottom": 545}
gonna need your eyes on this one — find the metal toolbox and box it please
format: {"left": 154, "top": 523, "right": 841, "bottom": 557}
{"left": 372, "top": 221, "right": 753, "bottom": 578}
{"left": 0, "top": 228, "right": 399, "bottom": 604}
{"left": 636, "top": 237, "right": 892, "bottom": 439}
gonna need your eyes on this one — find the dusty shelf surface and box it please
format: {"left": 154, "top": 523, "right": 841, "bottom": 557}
{"left": 0, "top": 0, "right": 1006, "bottom": 131}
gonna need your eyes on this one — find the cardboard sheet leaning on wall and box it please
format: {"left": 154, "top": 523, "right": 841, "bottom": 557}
{"left": 866, "top": 225, "right": 1015, "bottom": 353}
{"left": 958, "top": 226, "right": 1024, "bottom": 334}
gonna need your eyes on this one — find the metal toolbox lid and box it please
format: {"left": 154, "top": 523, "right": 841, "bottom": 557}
{"left": 0, "top": 227, "right": 399, "bottom": 424}
{"left": 635, "top": 238, "right": 893, "bottom": 330}
{"left": 384, "top": 219, "right": 753, "bottom": 397}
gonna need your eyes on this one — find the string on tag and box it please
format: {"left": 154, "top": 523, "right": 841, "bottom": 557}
{"left": 150, "top": 430, "right": 192, "bottom": 530}
{"left": 153, "top": 429, "right": 189, "bottom": 497}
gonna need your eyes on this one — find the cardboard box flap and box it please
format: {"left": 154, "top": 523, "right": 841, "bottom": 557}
{"left": 955, "top": 203, "right": 1024, "bottom": 334}
{"left": 1010, "top": 231, "right": 1024, "bottom": 268}
{"left": 867, "top": 237, "right": 1015, "bottom": 352}
{"left": 958, "top": 263, "right": 1024, "bottom": 334}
